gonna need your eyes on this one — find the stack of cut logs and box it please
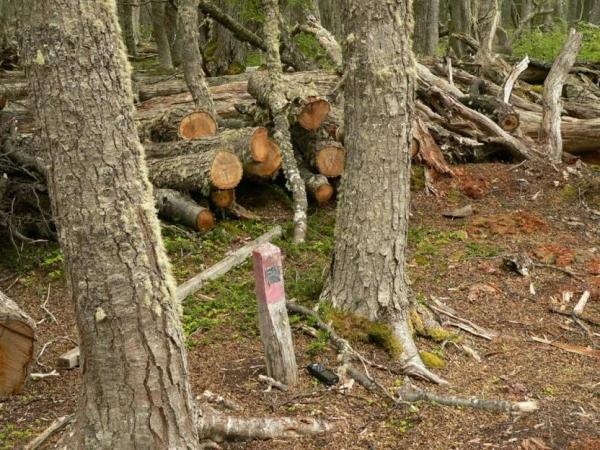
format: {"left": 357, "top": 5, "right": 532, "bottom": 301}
{"left": 2, "top": 55, "right": 600, "bottom": 236}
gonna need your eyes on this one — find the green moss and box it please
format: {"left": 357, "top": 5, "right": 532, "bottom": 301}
{"left": 419, "top": 351, "right": 446, "bottom": 369}
{"left": 367, "top": 322, "right": 403, "bottom": 358}
{"left": 561, "top": 183, "right": 577, "bottom": 200}
{"left": 411, "top": 165, "right": 426, "bottom": 191}
{"left": 426, "top": 327, "right": 459, "bottom": 343}
{"left": 465, "top": 241, "right": 504, "bottom": 258}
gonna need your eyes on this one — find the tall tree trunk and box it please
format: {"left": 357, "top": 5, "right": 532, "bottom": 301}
{"left": 318, "top": 0, "right": 343, "bottom": 38}
{"left": 589, "top": 0, "right": 600, "bottom": 23}
{"left": 413, "top": 0, "right": 440, "bottom": 56}
{"left": 116, "top": 0, "right": 137, "bottom": 56}
{"left": 166, "top": 1, "right": 183, "bottom": 66}
{"left": 178, "top": 0, "right": 217, "bottom": 116}
{"left": 20, "top": 1, "right": 198, "bottom": 448}
{"left": 521, "top": 0, "right": 533, "bottom": 30}
{"left": 323, "top": 0, "right": 444, "bottom": 384}
{"left": 476, "top": 0, "right": 501, "bottom": 60}
{"left": 448, "top": 0, "right": 473, "bottom": 58}
{"left": 151, "top": 0, "right": 174, "bottom": 69}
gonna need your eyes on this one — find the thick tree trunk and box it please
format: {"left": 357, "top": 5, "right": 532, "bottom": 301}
{"left": 476, "top": 0, "right": 501, "bottom": 60}
{"left": 589, "top": 0, "right": 600, "bottom": 23}
{"left": 21, "top": 1, "right": 198, "bottom": 448}
{"left": 541, "top": 28, "right": 583, "bottom": 162}
{"left": 151, "top": 0, "right": 174, "bottom": 69}
{"left": 0, "top": 290, "right": 35, "bottom": 396}
{"left": 261, "top": 0, "right": 308, "bottom": 243}
{"left": 414, "top": 0, "right": 440, "bottom": 56}
{"left": 521, "top": 0, "right": 533, "bottom": 30}
{"left": 166, "top": 2, "right": 183, "bottom": 66}
{"left": 116, "top": 0, "right": 137, "bottom": 57}
{"left": 178, "top": 0, "right": 216, "bottom": 116}
{"left": 323, "top": 0, "right": 444, "bottom": 384}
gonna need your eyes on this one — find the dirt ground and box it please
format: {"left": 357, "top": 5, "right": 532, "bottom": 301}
{"left": 1, "top": 161, "right": 599, "bottom": 450}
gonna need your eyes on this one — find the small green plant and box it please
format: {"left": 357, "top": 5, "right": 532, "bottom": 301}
{"left": 465, "top": 242, "right": 504, "bottom": 258}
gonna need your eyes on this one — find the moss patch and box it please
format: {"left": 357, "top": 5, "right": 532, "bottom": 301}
{"left": 420, "top": 351, "right": 446, "bottom": 369}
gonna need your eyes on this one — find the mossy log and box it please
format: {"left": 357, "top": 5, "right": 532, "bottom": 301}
{"left": 154, "top": 188, "right": 214, "bottom": 232}
{"left": 0, "top": 290, "right": 35, "bottom": 395}
{"left": 247, "top": 71, "right": 331, "bottom": 132}
{"left": 147, "top": 149, "right": 243, "bottom": 195}
{"left": 139, "top": 106, "right": 217, "bottom": 142}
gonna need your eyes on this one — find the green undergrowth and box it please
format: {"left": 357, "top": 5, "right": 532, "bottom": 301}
{"left": 0, "top": 423, "right": 34, "bottom": 450}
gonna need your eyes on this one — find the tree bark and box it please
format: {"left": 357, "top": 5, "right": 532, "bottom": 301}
{"left": 178, "top": 0, "right": 216, "bottom": 116}
{"left": 261, "top": 0, "right": 308, "bottom": 243}
{"left": 323, "top": 0, "right": 445, "bottom": 384}
{"left": 476, "top": 0, "right": 501, "bottom": 60}
{"left": 21, "top": 1, "right": 198, "bottom": 447}
{"left": 448, "top": 0, "right": 473, "bottom": 57}
{"left": 151, "top": 0, "right": 174, "bottom": 69}
{"left": 116, "top": 0, "right": 137, "bottom": 57}
{"left": 139, "top": 106, "right": 218, "bottom": 142}
{"left": 0, "top": 289, "right": 35, "bottom": 396}
{"left": 541, "top": 28, "right": 583, "bottom": 162}
{"left": 414, "top": 0, "right": 440, "bottom": 56}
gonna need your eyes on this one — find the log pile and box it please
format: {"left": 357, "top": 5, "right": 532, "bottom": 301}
{"left": 2, "top": 34, "right": 600, "bottom": 240}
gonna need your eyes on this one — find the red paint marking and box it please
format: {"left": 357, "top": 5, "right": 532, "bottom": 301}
{"left": 252, "top": 243, "right": 285, "bottom": 305}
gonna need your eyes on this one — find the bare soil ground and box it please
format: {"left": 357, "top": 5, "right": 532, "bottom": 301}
{"left": 1, "top": 161, "right": 599, "bottom": 450}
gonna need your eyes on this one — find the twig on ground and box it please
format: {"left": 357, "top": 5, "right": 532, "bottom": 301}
{"left": 200, "top": 390, "right": 242, "bottom": 411}
{"left": 532, "top": 262, "right": 585, "bottom": 282}
{"left": 258, "top": 374, "right": 288, "bottom": 392}
{"left": 24, "top": 415, "right": 73, "bottom": 450}
{"left": 429, "top": 297, "right": 499, "bottom": 340}
{"left": 37, "top": 284, "right": 57, "bottom": 325}
{"left": 30, "top": 369, "right": 59, "bottom": 380}
{"left": 35, "top": 335, "right": 78, "bottom": 369}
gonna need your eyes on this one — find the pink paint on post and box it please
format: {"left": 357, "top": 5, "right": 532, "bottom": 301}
{"left": 252, "top": 243, "right": 285, "bottom": 305}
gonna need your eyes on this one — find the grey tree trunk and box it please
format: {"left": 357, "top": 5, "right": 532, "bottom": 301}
{"left": 20, "top": 1, "right": 198, "bottom": 448}
{"left": 448, "top": 0, "right": 473, "bottom": 57}
{"left": 151, "top": 0, "right": 174, "bottom": 69}
{"left": 521, "top": 0, "right": 533, "bottom": 30}
{"left": 318, "top": 0, "right": 343, "bottom": 37}
{"left": 476, "top": 0, "right": 501, "bottom": 59}
{"left": 178, "top": 0, "right": 217, "bottom": 116}
{"left": 166, "top": 2, "right": 183, "bottom": 66}
{"left": 413, "top": 0, "right": 440, "bottom": 56}
{"left": 323, "top": 0, "right": 444, "bottom": 384}
{"left": 589, "top": 0, "right": 600, "bottom": 23}
{"left": 116, "top": 0, "right": 137, "bottom": 56}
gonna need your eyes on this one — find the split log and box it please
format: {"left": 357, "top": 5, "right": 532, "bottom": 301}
{"left": 154, "top": 188, "right": 215, "bottom": 232}
{"left": 248, "top": 71, "right": 331, "bottom": 132}
{"left": 412, "top": 118, "right": 455, "bottom": 176}
{"left": 210, "top": 189, "right": 236, "bottom": 209}
{"left": 540, "top": 29, "right": 583, "bottom": 163}
{"left": 147, "top": 150, "right": 243, "bottom": 195}
{"left": 298, "top": 160, "right": 334, "bottom": 205}
{"left": 0, "top": 290, "right": 35, "bottom": 395}
{"left": 139, "top": 106, "right": 218, "bottom": 142}
{"left": 459, "top": 94, "right": 520, "bottom": 132}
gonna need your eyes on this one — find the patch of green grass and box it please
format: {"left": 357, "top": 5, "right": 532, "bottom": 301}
{"left": 464, "top": 241, "right": 504, "bottom": 258}
{"left": 306, "top": 329, "right": 330, "bottom": 356}
{"left": 0, "top": 424, "right": 33, "bottom": 450}
{"left": 513, "top": 22, "right": 600, "bottom": 62}
{"left": 408, "top": 227, "right": 468, "bottom": 265}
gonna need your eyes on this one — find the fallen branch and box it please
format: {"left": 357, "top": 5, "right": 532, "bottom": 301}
{"left": 258, "top": 374, "right": 288, "bottom": 392}
{"left": 531, "top": 336, "right": 600, "bottom": 359}
{"left": 200, "top": 390, "right": 242, "bottom": 411}
{"left": 24, "top": 415, "right": 73, "bottom": 450}
{"left": 429, "top": 297, "right": 499, "bottom": 340}
{"left": 573, "top": 291, "right": 591, "bottom": 318}
{"left": 502, "top": 55, "right": 530, "bottom": 104}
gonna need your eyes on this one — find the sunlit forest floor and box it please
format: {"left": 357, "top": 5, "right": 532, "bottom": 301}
{"left": 1, "top": 161, "right": 599, "bottom": 449}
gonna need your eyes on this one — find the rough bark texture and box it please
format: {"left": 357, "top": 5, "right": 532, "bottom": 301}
{"left": 0, "top": 289, "right": 35, "bottom": 395}
{"left": 151, "top": 0, "right": 173, "bottom": 69}
{"left": 541, "top": 28, "right": 583, "bottom": 162}
{"left": 262, "top": 0, "right": 308, "bottom": 243}
{"left": 20, "top": 1, "right": 198, "bottom": 448}
{"left": 155, "top": 188, "right": 214, "bottom": 232}
{"left": 324, "top": 0, "right": 444, "bottom": 384}
{"left": 448, "top": 0, "right": 473, "bottom": 57}
{"left": 178, "top": 0, "right": 216, "bottom": 116}
{"left": 413, "top": 0, "right": 440, "bottom": 56}
{"left": 476, "top": 0, "right": 501, "bottom": 59}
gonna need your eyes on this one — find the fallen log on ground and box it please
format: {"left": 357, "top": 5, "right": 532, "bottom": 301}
{"left": 139, "top": 107, "right": 218, "bottom": 142}
{"left": 0, "top": 290, "right": 35, "bottom": 395}
{"left": 298, "top": 157, "right": 334, "bottom": 205}
{"left": 210, "top": 189, "right": 236, "bottom": 209}
{"left": 147, "top": 149, "right": 243, "bottom": 195}
{"left": 154, "top": 188, "right": 215, "bottom": 232}
{"left": 459, "top": 94, "right": 520, "bottom": 132}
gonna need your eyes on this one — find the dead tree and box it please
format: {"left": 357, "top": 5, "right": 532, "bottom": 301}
{"left": 541, "top": 28, "right": 583, "bottom": 162}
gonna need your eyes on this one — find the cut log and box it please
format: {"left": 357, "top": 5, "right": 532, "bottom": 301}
{"left": 459, "top": 94, "right": 520, "bottom": 132}
{"left": 292, "top": 126, "right": 345, "bottom": 177}
{"left": 139, "top": 106, "right": 217, "bottom": 142}
{"left": 147, "top": 150, "right": 243, "bottom": 195}
{"left": 154, "top": 188, "right": 215, "bottom": 232}
{"left": 0, "top": 290, "right": 35, "bottom": 395}
{"left": 298, "top": 162, "right": 334, "bottom": 205}
{"left": 247, "top": 71, "right": 331, "bottom": 132}
{"left": 244, "top": 142, "right": 283, "bottom": 179}
{"left": 210, "top": 189, "right": 235, "bottom": 209}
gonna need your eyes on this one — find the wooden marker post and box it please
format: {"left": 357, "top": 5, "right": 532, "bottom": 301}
{"left": 252, "top": 243, "right": 298, "bottom": 386}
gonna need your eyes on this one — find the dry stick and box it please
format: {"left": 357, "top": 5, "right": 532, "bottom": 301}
{"left": 262, "top": 0, "right": 308, "bottom": 243}
{"left": 573, "top": 291, "right": 591, "bottom": 318}
{"left": 549, "top": 307, "right": 600, "bottom": 328}
{"left": 258, "top": 374, "right": 288, "bottom": 392}
{"left": 540, "top": 28, "right": 583, "bottom": 163}
{"left": 446, "top": 57, "right": 454, "bottom": 86}
{"left": 176, "top": 226, "right": 282, "bottom": 301}
{"left": 502, "top": 55, "right": 530, "bottom": 104}
{"left": 24, "top": 415, "right": 74, "bottom": 450}
{"left": 429, "top": 297, "right": 499, "bottom": 340}
{"left": 200, "top": 390, "right": 242, "bottom": 411}
{"left": 291, "top": 14, "right": 342, "bottom": 72}
{"left": 532, "top": 262, "right": 585, "bottom": 283}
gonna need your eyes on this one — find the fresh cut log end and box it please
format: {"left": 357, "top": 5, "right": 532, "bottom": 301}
{"left": 211, "top": 189, "right": 236, "bottom": 209}
{"left": 298, "top": 98, "right": 331, "bottom": 131}
{"left": 249, "top": 127, "right": 272, "bottom": 163}
{"left": 315, "top": 144, "right": 345, "bottom": 177}
{"left": 179, "top": 111, "right": 218, "bottom": 140}
{"left": 500, "top": 113, "right": 520, "bottom": 133}
{"left": 197, "top": 209, "right": 216, "bottom": 232}
{"left": 314, "top": 183, "right": 334, "bottom": 204}
{"left": 245, "top": 141, "right": 283, "bottom": 178}
{"left": 210, "top": 151, "right": 244, "bottom": 190}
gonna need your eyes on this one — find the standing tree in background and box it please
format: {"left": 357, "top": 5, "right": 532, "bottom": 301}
{"left": 151, "top": 0, "right": 173, "bottom": 69}
{"left": 322, "top": 0, "right": 445, "bottom": 384}
{"left": 116, "top": 0, "right": 137, "bottom": 56}
{"left": 414, "top": 0, "right": 440, "bottom": 56}
{"left": 448, "top": 0, "right": 473, "bottom": 58}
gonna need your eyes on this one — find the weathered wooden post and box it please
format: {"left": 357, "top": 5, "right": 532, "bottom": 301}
{"left": 252, "top": 243, "right": 298, "bottom": 386}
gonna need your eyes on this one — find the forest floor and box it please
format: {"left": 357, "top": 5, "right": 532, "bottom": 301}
{"left": 1, "top": 161, "right": 600, "bottom": 450}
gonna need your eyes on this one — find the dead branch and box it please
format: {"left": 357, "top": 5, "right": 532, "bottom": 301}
{"left": 24, "top": 415, "right": 73, "bottom": 450}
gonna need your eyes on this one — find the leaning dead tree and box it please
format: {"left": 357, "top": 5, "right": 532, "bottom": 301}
{"left": 19, "top": 2, "right": 330, "bottom": 448}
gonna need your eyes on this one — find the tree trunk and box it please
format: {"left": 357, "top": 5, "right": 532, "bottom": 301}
{"left": 178, "top": 0, "right": 216, "bottom": 116}
{"left": 151, "top": 0, "right": 174, "bottom": 69}
{"left": 541, "top": 28, "right": 583, "bottom": 162}
{"left": 166, "top": 2, "right": 183, "bottom": 66}
{"left": 448, "top": 0, "right": 473, "bottom": 57}
{"left": 414, "top": 0, "right": 440, "bottom": 56}
{"left": 116, "top": 0, "right": 137, "bottom": 57}
{"left": 323, "top": 0, "right": 445, "bottom": 384}
{"left": 589, "top": 0, "right": 600, "bottom": 23}
{"left": 521, "top": 0, "right": 533, "bottom": 30}
{"left": 0, "top": 290, "right": 35, "bottom": 396}
{"left": 20, "top": 1, "right": 198, "bottom": 447}
{"left": 476, "top": 0, "right": 501, "bottom": 59}
{"left": 318, "top": 0, "right": 343, "bottom": 37}
{"left": 261, "top": 0, "right": 308, "bottom": 243}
